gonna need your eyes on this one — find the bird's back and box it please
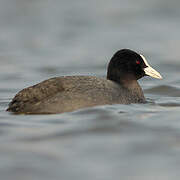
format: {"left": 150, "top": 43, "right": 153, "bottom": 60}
{"left": 7, "top": 76, "right": 145, "bottom": 114}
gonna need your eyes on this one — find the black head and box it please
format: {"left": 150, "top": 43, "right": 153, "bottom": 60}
{"left": 107, "top": 49, "right": 162, "bottom": 84}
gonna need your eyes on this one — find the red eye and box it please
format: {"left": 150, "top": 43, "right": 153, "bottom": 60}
{"left": 136, "top": 60, "right": 141, "bottom": 64}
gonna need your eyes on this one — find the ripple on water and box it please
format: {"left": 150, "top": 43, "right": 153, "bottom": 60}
{"left": 145, "top": 85, "right": 180, "bottom": 97}
{"left": 144, "top": 85, "right": 180, "bottom": 108}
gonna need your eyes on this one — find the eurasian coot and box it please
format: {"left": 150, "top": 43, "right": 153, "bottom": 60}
{"left": 7, "top": 49, "right": 162, "bottom": 114}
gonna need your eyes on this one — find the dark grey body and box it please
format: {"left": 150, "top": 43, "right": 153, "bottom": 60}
{"left": 7, "top": 76, "right": 145, "bottom": 114}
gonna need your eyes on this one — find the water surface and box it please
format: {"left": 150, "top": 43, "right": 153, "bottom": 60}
{"left": 1, "top": 0, "right": 180, "bottom": 179}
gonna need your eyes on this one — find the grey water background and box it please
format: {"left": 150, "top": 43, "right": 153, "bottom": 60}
{"left": 1, "top": 0, "right": 180, "bottom": 179}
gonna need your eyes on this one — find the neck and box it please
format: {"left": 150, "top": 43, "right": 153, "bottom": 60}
{"left": 107, "top": 74, "right": 145, "bottom": 101}
{"left": 119, "top": 75, "right": 137, "bottom": 89}
{"left": 107, "top": 73, "right": 137, "bottom": 87}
